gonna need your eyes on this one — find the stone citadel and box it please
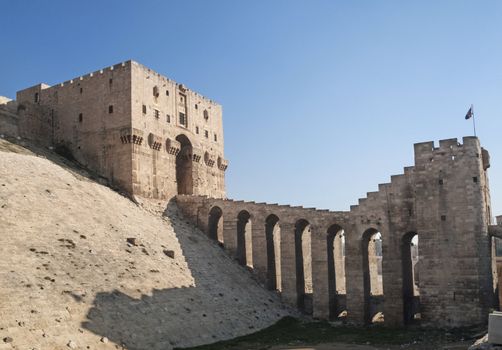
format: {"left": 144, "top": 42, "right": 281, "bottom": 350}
{"left": 1, "top": 61, "right": 501, "bottom": 329}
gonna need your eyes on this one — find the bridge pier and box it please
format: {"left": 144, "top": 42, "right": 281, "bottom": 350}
{"left": 312, "top": 225, "right": 329, "bottom": 319}
{"left": 223, "top": 218, "right": 238, "bottom": 259}
{"left": 251, "top": 215, "right": 268, "bottom": 284}
{"left": 345, "top": 227, "right": 365, "bottom": 325}
{"left": 280, "top": 222, "right": 298, "bottom": 307}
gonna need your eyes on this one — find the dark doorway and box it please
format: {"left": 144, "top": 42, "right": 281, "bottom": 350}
{"left": 362, "top": 228, "right": 384, "bottom": 324}
{"left": 327, "top": 225, "right": 347, "bottom": 320}
{"left": 295, "top": 219, "right": 313, "bottom": 314}
{"left": 176, "top": 134, "right": 193, "bottom": 195}
{"left": 402, "top": 232, "right": 420, "bottom": 325}
{"left": 237, "top": 210, "right": 252, "bottom": 268}
{"left": 208, "top": 206, "right": 224, "bottom": 244}
{"left": 265, "top": 214, "right": 281, "bottom": 291}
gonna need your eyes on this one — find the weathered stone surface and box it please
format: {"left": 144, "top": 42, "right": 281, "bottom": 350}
{"left": 489, "top": 312, "right": 502, "bottom": 345}
{"left": 0, "top": 139, "right": 293, "bottom": 350}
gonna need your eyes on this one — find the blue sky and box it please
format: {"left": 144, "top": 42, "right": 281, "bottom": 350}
{"left": 1, "top": 1, "right": 502, "bottom": 214}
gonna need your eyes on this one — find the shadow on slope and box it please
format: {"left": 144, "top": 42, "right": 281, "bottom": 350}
{"left": 82, "top": 200, "right": 290, "bottom": 350}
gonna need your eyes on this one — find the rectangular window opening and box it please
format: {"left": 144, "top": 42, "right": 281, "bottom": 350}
{"left": 166, "top": 114, "right": 170, "bottom": 123}
{"left": 179, "top": 112, "right": 187, "bottom": 127}
{"left": 142, "top": 105, "right": 147, "bottom": 114}
{"left": 204, "top": 130, "right": 209, "bottom": 138}
{"left": 108, "top": 105, "right": 114, "bottom": 114}
{"left": 78, "top": 113, "right": 83, "bottom": 123}
{"left": 154, "top": 109, "right": 160, "bottom": 119}
{"left": 473, "top": 177, "right": 478, "bottom": 183}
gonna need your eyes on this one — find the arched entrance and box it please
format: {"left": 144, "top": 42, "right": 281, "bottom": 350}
{"left": 362, "top": 228, "right": 384, "bottom": 324}
{"left": 237, "top": 210, "right": 253, "bottom": 268}
{"left": 265, "top": 214, "right": 281, "bottom": 291}
{"left": 208, "top": 206, "right": 224, "bottom": 244}
{"left": 295, "top": 219, "right": 313, "bottom": 314}
{"left": 176, "top": 134, "right": 193, "bottom": 195}
{"left": 327, "top": 224, "right": 347, "bottom": 320}
{"left": 402, "top": 232, "right": 420, "bottom": 325}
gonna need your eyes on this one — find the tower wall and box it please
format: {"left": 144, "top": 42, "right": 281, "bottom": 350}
{"left": 16, "top": 62, "right": 134, "bottom": 194}
{"left": 413, "top": 137, "right": 494, "bottom": 326}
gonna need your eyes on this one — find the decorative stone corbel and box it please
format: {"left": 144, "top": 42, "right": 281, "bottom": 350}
{"left": 204, "top": 152, "right": 216, "bottom": 167}
{"left": 166, "top": 138, "right": 181, "bottom": 156}
{"left": 217, "top": 156, "right": 228, "bottom": 171}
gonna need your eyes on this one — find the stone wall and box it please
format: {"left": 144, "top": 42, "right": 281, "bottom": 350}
{"left": 16, "top": 63, "right": 134, "bottom": 193}
{"left": 0, "top": 97, "right": 19, "bottom": 137}
{"left": 176, "top": 137, "right": 497, "bottom": 328}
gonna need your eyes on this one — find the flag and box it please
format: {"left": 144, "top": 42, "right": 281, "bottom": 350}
{"left": 465, "top": 106, "right": 473, "bottom": 120}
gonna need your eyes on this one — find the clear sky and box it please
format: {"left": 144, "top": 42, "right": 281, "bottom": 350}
{"left": 1, "top": 1, "right": 501, "bottom": 215}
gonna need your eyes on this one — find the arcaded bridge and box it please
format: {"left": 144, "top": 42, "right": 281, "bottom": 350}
{"left": 177, "top": 137, "right": 498, "bottom": 327}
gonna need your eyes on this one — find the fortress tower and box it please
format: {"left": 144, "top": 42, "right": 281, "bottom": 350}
{"left": 15, "top": 61, "right": 228, "bottom": 199}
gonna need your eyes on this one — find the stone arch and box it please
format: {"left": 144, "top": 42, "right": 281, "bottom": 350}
{"left": 402, "top": 232, "right": 420, "bottom": 325}
{"left": 295, "top": 219, "right": 313, "bottom": 314}
{"left": 175, "top": 134, "right": 193, "bottom": 195}
{"left": 237, "top": 210, "right": 253, "bottom": 268}
{"left": 327, "top": 224, "right": 347, "bottom": 320}
{"left": 208, "top": 206, "right": 223, "bottom": 244}
{"left": 362, "top": 228, "right": 384, "bottom": 324}
{"left": 265, "top": 214, "right": 281, "bottom": 291}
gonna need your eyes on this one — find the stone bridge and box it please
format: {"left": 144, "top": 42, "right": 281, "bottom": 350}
{"left": 176, "top": 137, "right": 498, "bottom": 328}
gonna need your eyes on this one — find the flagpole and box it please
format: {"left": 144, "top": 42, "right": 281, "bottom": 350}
{"left": 472, "top": 104, "right": 477, "bottom": 137}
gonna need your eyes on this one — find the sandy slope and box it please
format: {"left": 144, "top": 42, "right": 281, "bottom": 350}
{"left": 0, "top": 138, "right": 292, "bottom": 350}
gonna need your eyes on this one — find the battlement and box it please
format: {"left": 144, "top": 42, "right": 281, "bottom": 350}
{"left": 414, "top": 136, "right": 481, "bottom": 166}
{"left": 58, "top": 61, "right": 133, "bottom": 87}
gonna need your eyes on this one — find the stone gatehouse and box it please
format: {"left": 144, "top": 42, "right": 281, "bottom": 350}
{"left": 13, "top": 61, "right": 228, "bottom": 200}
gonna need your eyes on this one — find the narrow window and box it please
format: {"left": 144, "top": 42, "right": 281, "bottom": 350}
{"left": 203, "top": 109, "right": 209, "bottom": 120}
{"left": 108, "top": 105, "right": 114, "bottom": 114}
{"left": 204, "top": 130, "right": 209, "bottom": 138}
{"left": 441, "top": 215, "right": 446, "bottom": 221}
{"left": 166, "top": 114, "right": 170, "bottom": 123}
{"left": 473, "top": 177, "right": 478, "bottom": 183}
{"left": 154, "top": 109, "right": 160, "bottom": 119}
{"left": 195, "top": 104, "right": 198, "bottom": 110}
{"left": 142, "top": 105, "right": 147, "bottom": 114}
{"left": 214, "top": 134, "right": 217, "bottom": 142}
{"left": 109, "top": 78, "right": 113, "bottom": 86}
{"left": 78, "top": 113, "right": 83, "bottom": 123}
{"left": 179, "top": 112, "right": 187, "bottom": 127}
{"left": 196, "top": 126, "right": 199, "bottom": 134}
{"left": 34, "top": 93, "right": 39, "bottom": 103}
{"left": 438, "top": 179, "right": 443, "bottom": 185}
{"left": 166, "top": 90, "right": 169, "bottom": 96}
{"left": 153, "top": 86, "right": 159, "bottom": 98}
{"left": 80, "top": 88, "right": 83, "bottom": 94}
